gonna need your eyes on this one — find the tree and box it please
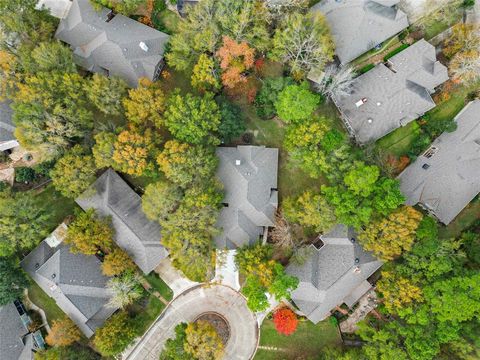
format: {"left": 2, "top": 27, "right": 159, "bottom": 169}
{"left": 160, "top": 323, "right": 189, "bottom": 360}
{"left": 164, "top": 92, "right": 220, "bottom": 145}
{"left": 344, "top": 162, "right": 380, "bottom": 197}
{"left": 191, "top": 54, "right": 220, "bottom": 91}
{"left": 46, "top": 318, "right": 81, "bottom": 347}
{"left": 31, "top": 41, "right": 76, "bottom": 73}
{"left": 443, "top": 24, "right": 480, "bottom": 58}
{"left": 106, "top": 272, "right": 144, "bottom": 309}
{"left": 283, "top": 191, "right": 336, "bottom": 234}
{"left": 34, "top": 344, "right": 101, "bottom": 360}
{"left": 242, "top": 275, "right": 270, "bottom": 312}
{"left": 271, "top": 12, "right": 335, "bottom": 77}
{"left": 377, "top": 271, "right": 423, "bottom": 314}
{"left": 141, "top": 181, "right": 183, "bottom": 223}
{"left": 102, "top": 247, "right": 137, "bottom": 276}
{"left": 184, "top": 321, "right": 224, "bottom": 360}
{"left": 90, "top": 0, "right": 145, "bottom": 16}
{"left": 112, "top": 128, "right": 157, "bottom": 177}
{"left": 0, "top": 258, "right": 29, "bottom": 305}
{"left": 273, "top": 308, "right": 298, "bottom": 335}
{"left": 449, "top": 49, "right": 480, "bottom": 85}
{"left": 275, "top": 83, "right": 321, "bottom": 123}
{"left": 50, "top": 145, "right": 97, "bottom": 198}
{"left": 92, "top": 131, "right": 116, "bottom": 169}
{"left": 216, "top": 36, "right": 255, "bottom": 88}
{"left": 264, "top": 0, "right": 308, "bottom": 21}
{"left": 255, "top": 76, "right": 294, "bottom": 119}
{"left": 94, "top": 312, "right": 138, "bottom": 356}
{"left": 123, "top": 78, "right": 165, "bottom": 127}
{"left": 268, "top": 263, "right": 299, "bottom": 301}
{"left": 217, "top": 100, "right": 246, "bottom": 143}
{"left": 85, "top": 74, "right": 128, "bottom": 115}
{"left": 313, "top": 64, "right": 355, "bottom": 99}
{"left": 0, "top": 189, "right": 52, "bottom": 257}
{"left": 358, "top": 206, "right": 423, "bottom": 261}
{"left": 65, "top": 209, "right": 114, "bottom": 255}
{"left": 157, "top": 141, "right": 218, "bottom": 188}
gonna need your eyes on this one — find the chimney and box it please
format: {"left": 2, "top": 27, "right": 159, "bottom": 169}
{"left": 235, "top": 159, "right": 241, "bottom": 166}
{"left": 139, "top": 41, "right": 149, "bottom": 52}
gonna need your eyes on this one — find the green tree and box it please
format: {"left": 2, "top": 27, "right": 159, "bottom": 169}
{"left": 164, "top": 91, "right": 221, "bottom": 145}
{"left": 268, "top": 263, "right": 299, "bottom": 300}
{"left": 283, "top": 191, "right": 336, "bottom": 234}
{"left": 217, "top": 99, "right": 246, "bottom": 143}
{"left": 141, "top": 181, "right": 183, "bottom": 223}
{"left": 92, "top": 131, "right": 116, "bottom": 169}
{"left": 271, "top": 12, "right": 335, "bottom": 77}
{"left": 184, "top": 321, "right": 225, "bottom": 360}
{"left": 123, "top": 79, "right": 165, "bottom": 128}
{"left": 93, "top": 312, "right": 138, "bottom": 356}
{"left": 242, "top": 275, "right": 269, "bottom": 312}
{"left": 0, "top": 189, "right": 52, "bottom": 257}
{"left": 65, "top": 209, "right": 114, "bottom": 255}
{"left": 34, "top": 344, "right": 101, "bottom": 360}
{"left": 85, "top": 74, "right": 128, "bottom": 115}
{"left": 157, "top": 141, "right": 218, "bottom": 188}
{"left": 344, "top": 162, "right": 380, "bottom": 197}
{"left": 275, "top": 82, "right": 320, "bottom": 123}
{"left": 160, "top": 323, "right": 189, "bottom": 360}
{"left": 0, "top": 258, "right": 29, "bottom": 305}
{"left": 50, "top": 145, "right": 97, "bottom": 198}
{"left": 255, "top": 76, "right": 294, "bottom": 119}
{"left": 106, "top": 272, "right": 144, "bottom": 309}
{"left": 31, "top": 41, "right": 76, "bottom": 73}
{"left": 191, "top": 54, "right": 220, "bottom": 91}
{"left": 90, "top": 0, "right": 145, "bottom": 16}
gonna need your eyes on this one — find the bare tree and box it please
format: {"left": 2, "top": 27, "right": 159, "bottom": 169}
{"left": 450, "top": 50, "right": 480, "bottom": 85}
{"left": 270, "top": 211, "right": 295, "bottom": 250}
{"left": 313, "top": 64, "right": 356, "bottom": 100}
{"left": 263, "top": 0, "right": 308, "bottom": 21}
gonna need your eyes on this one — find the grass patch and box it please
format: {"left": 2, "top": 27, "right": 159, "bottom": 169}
{"left": 427, "top": 84, "right": 477, "bottom": 124}
{"left": 376, "top": 121, "right": 421, "bottom": 157}
{"left": 27, "top": 280, "right": 65, "bottom": 325}
{"left": 351, "top": 35, "right": 400, "bottom": 66}
{"left": 144, "top": 273, "right": 174, "bottom": 301}
{"left": 439, "top": 198, "right": 480, "bottom": 239}
{"left": 255, "top": 318, "right": 341, "bottom": 360}
{"left": 357, "top": 63, "right": 375, "bottom": 75}
{"left": 383, "top": 43, "right": 409, "bottom": 61}
{"left": 130, "top": 294, "right": 166, "bottom": 334}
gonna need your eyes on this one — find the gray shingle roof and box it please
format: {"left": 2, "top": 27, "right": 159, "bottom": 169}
{"left": 0, "top": 303, "right": 34, "bottom": 360}
{"left": 76, "top": 169, "right": 168, "bottom": 273}
{"left": 215, "top": 146, "right": 279, "bottom": 249}
{"left": 398, "top": 100, "right": 480, "bottom": 225}
{"left": 55, "top": 0, "right": 169, "bottom": 87}
{"left": 21, "top": 240, "right": 117, "bottom": 338}
{"left": 0, "top": 100, "right": 19, "bottom": 151}
{"left": 332, "top": 39, "right": 449, "bottom": 144}
{"left": 311, "top": 0, "right": 409, "bottom": 64}
{"left": 287, "top": 225, "right": 382, "bottom": 323}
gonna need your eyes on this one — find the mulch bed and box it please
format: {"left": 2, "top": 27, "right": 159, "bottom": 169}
{"left": 195, "top": 312, "right": 230, "bottom": 345}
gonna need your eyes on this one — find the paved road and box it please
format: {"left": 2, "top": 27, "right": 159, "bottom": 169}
{"left": 126, "top": 285, "right": 258, "bottom": 360}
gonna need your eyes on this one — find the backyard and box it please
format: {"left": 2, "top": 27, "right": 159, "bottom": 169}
{"left": 254, "top": 318, "right": 341, "bottom": 360}
{"left": 27, "top": 280, "right": 66, "bottom": 325}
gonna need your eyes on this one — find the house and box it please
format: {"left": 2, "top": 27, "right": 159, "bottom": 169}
{"left": 311, "top": 0, "right": 409, "bottom": 64}
{"left": 0, "top": 101, "right": 20, "bottom": 152}
{"left": 286, "top": 225, "right": 382, "bottom": 323}
{"left": 398, "top": 100, "right": 480, "bottom": 225}
{"left": 55, "top": 0, "right": 169, "bottom": 87}
{"left": 21, "top": 223, "right": 118, "bottom": 338}
{"left": 332, "top": 39, "right": 449, "bottom": 144}
{"left": 215, "top": 145, "right": 279, "bottom": 249}
{"left": 0, "top": 300, "right": 45, "bottom": 360}
{"left": 76, "top": 169, "right": 168, "bottom": 274}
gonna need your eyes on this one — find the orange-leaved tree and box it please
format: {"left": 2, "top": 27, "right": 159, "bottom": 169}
{"left": 216, "top": 36, "right": 255, "bottom": 89}
{"left": 273, "top": 308, "right": 298, "bottom": 335}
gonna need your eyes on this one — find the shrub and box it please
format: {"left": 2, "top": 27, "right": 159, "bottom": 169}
{"left": 255, "top": 77, "right": 294, "bottom": 119}
{"left": 357, "top": 63, "right": 375, "bottom": 75}
{"left": 273, "top": 308, "right": 298, "bottom": 335}
{"left": 15, "top": 167, "right": 36, "bottom": 183}
{"left": 383, "top": 44, "right": 410, "bottom": 61}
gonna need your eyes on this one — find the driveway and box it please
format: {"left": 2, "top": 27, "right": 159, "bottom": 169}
{"left": 213, "top": 249, "right": 240, "bottom": 291}
{"left": 154, "top": 258, "right": 198, "bottom": 297}
{"left": 126, "top": 285, "right": 259, "bottom": 360}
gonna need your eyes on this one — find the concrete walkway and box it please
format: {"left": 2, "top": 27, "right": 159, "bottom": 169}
{"left": 213, "top": 249, "right": 240, "bottom": 291}
{"left": 126, "top": 285, "right": 258, "bottom": 360}
{"left": 154, "top": 258, "right": 198, "bottom": 297}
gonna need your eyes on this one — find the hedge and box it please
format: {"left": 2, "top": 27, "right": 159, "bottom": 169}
{"left": 383, "top": 44, "right": 410, "bottom": 61}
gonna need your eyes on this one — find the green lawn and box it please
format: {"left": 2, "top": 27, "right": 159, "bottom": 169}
{"left": 427, "top": 83, "right": 478, "bottom": 124}
{"left": 376, "top": 121, "right": 421, "bottom": 157}
{"left": 144, "top": 273, "right": 174, "bottom": 301}
{"left": 130, "top": 294, "right": 166, "bottom": 334}
{"left": 439, "top": 198, "right": 480, "bottom": 239}
{"left": 27, "top": 280, "right": 66, "bottom": 325}
{"left": 255, "top": 318, "right": 341, "bottom": 360}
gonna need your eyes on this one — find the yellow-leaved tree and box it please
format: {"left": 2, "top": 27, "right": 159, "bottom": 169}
{"left": 377, "top": 270, "right": 423, "bottom": 314}
{"left": 46, "top": 318, "right": 81, "bottom": 347}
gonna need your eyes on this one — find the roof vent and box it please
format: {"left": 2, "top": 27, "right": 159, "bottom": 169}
{"left": 376, "top": 102, "right": 382, "bottom": 106}
{"left": 350, "top": 237, "right": 356, "bottom": 243}
{"left": 367, "top": 118, "right": 373, "bottom": 124}
{"left": 355, "top": 258, "right": 360, "bottom": 264}
{"left": 139, "top": 42, "right": 149, "bottom": 52}
{"left": 35, "top": 263, "right": 40, "bottom": 269}
{"left": 355, "top": 98, "right": 367, "bottom": 107}
{"left": 235, "top": 159, "right": 241, "bottom": 166}
{"left": 51, "top": 273, "right": 56, "bottom": 279}
{"left": 422, "top": 163, "right": 430, "bottom": 170}
{"left": 106, "top": 11, "right": 115, "bottom": 23}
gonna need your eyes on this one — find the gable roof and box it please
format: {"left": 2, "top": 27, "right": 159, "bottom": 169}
{"left": 398, "top": 100, "right": 480, "bottom": 225}
{"left": 312, "top": 0, "right": 409, "bottom": 64}
{"left": 76, "top": 169, "right": 167, "bottom": 273}
{"left": 0, "top": 100, "right": 19, "bottom": 151}
{"left": 333, "top": 39, "right": 449, "bottom": 144}
{"left": 215, "top": 146, "right": 279, "bottom": 249}
{"left": 21, "top": 238, "right": 117, "bottom": 338}
{"left": 287, "top": 225, "right": 382, "bottom": 323}
{"left": 0, "top": 303, "right": 34, "bottom": 360}
{"left": 55, "top": 0, "right": 169, "bottom": 87}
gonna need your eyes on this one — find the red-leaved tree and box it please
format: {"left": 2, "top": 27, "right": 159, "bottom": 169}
{"left": 273, "top": 308, "right": 298, "bottom": 335}
{"left": 216, "top": 36, "right": 255, "bottom": 89}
